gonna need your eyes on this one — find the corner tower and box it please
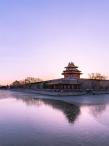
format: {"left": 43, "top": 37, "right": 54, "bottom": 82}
{"left": 62, "top": 62, "right": 82, "bottom": 79}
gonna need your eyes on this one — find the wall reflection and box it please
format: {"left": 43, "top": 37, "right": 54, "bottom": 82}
{"left": 89, "top": 104, "right": 107, "bottom": 118}
{"left": 13, "top": 94, "right": 80, "bottom": 124}
{"left": 39, "top": 99, "right": 80, "bottom": 124}
{"left": 88, "top": 103, "right": 109, "bottom": 127}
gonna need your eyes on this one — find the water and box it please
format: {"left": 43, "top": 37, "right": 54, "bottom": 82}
{"left": 0, "top": 90, "right": 109, "bottom": 146}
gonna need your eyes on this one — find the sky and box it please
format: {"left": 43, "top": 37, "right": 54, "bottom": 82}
{"left": 0, "top": 0, "right": 109, "bottom": 84}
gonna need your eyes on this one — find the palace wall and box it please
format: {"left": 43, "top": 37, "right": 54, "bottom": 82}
{"left": 14, "top": 78, "right": 109, "bottom": 91}
{"left": 29, "top": 79, "right": 109, "bottom": 90}
{"left": 79, "top": 79, "right": 109, "bottom": 90}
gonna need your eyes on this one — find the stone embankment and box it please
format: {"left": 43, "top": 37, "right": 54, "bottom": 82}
{"left": 9, "top": 88, "right": 109, "bottom": 96}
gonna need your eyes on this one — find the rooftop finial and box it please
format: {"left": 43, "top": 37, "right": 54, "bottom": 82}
{"left": 68, "top": 62, "right": 74, "bottom": 67}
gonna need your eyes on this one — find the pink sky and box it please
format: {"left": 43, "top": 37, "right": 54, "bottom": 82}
{"left": 0, "top": 0, "right": 109, "bottom": 84}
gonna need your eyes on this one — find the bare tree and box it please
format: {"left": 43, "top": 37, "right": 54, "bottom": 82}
{"left": 88, "top": 73, "right": 107, "bottom": 90}
{"left": 88, "top": 73, "right": 107, "bottom": 80}
{"left": 24, "top": 77, "right": 42, "bottom": 84}
{"left": 11, "top": 77, "right": 42, "bottom": 88}
{"left": 11, "top": 80, "right": 21, "bottom": 87}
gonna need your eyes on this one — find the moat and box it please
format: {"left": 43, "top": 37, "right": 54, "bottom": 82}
{"left": 0, "top": 90, "right": 109, "bottom": 146}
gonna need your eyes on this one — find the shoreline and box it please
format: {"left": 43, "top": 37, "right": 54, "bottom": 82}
{"left": 5, "top": 88, "right": 109, "bottom": 105}
{"left": 9, "top": 88, "right": 109, "bottom": 96}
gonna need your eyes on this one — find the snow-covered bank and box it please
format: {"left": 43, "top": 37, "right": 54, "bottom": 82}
{"left": 9, "top": 88, "right": 109, "bottom": 96}
{"left": 8, "top": 89, "right": 109, "bottom": 105}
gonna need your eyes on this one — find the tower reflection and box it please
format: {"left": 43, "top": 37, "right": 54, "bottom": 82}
{"left": 14, "top": 95, "right": 80, "bottom": 124}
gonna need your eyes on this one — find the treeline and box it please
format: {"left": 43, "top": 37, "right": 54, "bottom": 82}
{"left": 10, "top": 77, "right": 43, "bottom": 88}
{"left": 0, "top": 85, "right": 9, "bottom": 89}
{"left": 88, "top": 73, "right": 107, "bottom": 80}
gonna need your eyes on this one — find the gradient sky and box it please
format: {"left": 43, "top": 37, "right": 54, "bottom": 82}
{"left": 0, "top": 0, "right": 109, "bottom": 84}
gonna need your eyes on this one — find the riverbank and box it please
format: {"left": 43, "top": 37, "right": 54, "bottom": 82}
{"left": 11, "top": 89, "right": 87, "bottom": 96}
{"left": 9, "top": 88, "right": 109, "bottom": 96}
{"left": 8, "top": 88, "right": 109, "bottom": 105}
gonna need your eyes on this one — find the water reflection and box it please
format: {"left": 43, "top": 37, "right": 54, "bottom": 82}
{"left": 13, "top": 94, "right": 80, "bottom": 124}
{"left": 37, "top": 99, "right": 80, "bottom": 124}
{"left": 89, "top": 104, "right": 109, "bottom": 127}
{"left": 90, "top": 104, "right": 106, "bottom": 117}
{"left": 1, "top": 91, "right": 109, "bottom": 146}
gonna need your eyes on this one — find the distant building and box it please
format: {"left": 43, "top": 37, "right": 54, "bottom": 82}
{"left": 23, "top": 62, "right": 83, "bottom": 90}
{"left": 62, "top": 62, "right": 82, "bottom": 79}
{"left": 45, "top": 62, "right": 82, "bottom": 90}
{"left": 11, "top": 62, "right": 109, "bottom": 91}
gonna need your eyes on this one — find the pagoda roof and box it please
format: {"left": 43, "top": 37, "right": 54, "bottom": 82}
{"left": 65, "top": 62, "right": 78, "bottom": 68}
{"left": 62, "top": 62, "right": 82, "bottom": 75}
